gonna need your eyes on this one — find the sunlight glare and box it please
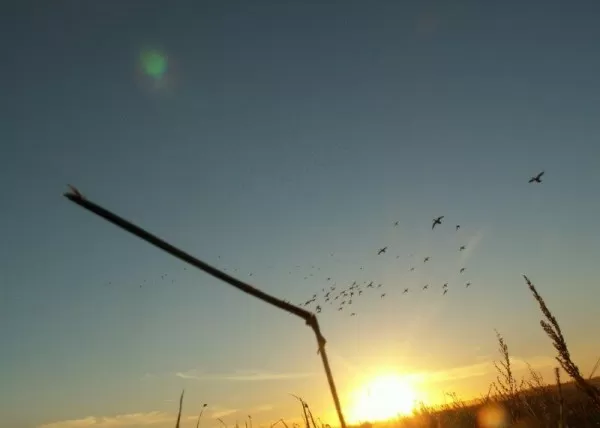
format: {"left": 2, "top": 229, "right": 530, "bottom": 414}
{"left": 348, "top": 374, "right": 417, "bottom": 423}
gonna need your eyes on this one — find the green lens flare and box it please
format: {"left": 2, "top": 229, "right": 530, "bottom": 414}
{"left": 140, "top": 49, "right": 167, "bottom": 79}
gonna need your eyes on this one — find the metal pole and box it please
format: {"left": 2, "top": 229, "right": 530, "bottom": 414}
{"left": 63, "top": 188, "right": 347, "bottom": 428}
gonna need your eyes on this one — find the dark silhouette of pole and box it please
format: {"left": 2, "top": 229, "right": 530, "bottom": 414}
{"left": 63, "top": 188, "right": 347, "bottom": 428}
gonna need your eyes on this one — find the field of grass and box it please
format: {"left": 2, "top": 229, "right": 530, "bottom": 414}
{"left": 173, "top": 275, "right": 600, "bottom": 428}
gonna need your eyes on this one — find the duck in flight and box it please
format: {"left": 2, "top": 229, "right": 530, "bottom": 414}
{"left": 394, "top": 221, "right": 399, "bottom": 227}
{"left": 377, "top": 246, "right": 388, "bottom": 255}
{"left": 466, "top": 281, "right": 472, "bottom": 288}
{"left": 432, "top": 216, "right": 444, "bottom": 230}
{"left": 528, "top": 171, "right": 545, "bottom": 183}
{"left": 459, "top": 245, "right": 466, "bottom": 251}
{"left": 443, "top": 289, "right": 448, "bottom": 295}
{"left": 403, "top": 288, "right": 409, "bottom": 294}
{"left": 424, "top": 256, "right": 430, "bottom": 263}
{"left": 423, "top": 284, "right": 429, "bottom": 290}
{"left": 460, "top": 267, "right": 466, "bottom": 274}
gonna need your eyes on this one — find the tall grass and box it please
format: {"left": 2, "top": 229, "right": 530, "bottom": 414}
{"left": 523, "top": 274, "right": 600, "bottom": 408}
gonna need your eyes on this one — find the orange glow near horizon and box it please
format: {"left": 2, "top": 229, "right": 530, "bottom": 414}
{"left": 346, "top": 373, "right": 421, "bottom": 423}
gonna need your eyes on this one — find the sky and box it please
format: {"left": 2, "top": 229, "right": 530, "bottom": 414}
{"left": 2, "top": 1, "right": 600, "bottom": 427}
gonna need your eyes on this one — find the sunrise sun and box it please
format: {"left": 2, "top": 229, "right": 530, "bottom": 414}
{"left": 348, "top": 374, "right": 418, "bottom": 423}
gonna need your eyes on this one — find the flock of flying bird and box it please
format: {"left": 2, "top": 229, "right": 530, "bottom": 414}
{"left": 291, "top": 170, "right": 545, "bottom": 317}
{"left": 98, "top": 170, "right": 545, "bottom": 318}
{"left": 291, "top": 214, "right": 472, "bottom": 317}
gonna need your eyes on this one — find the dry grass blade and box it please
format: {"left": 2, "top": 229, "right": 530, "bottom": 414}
{"left": 555, "top": 367, "right": 565, "bottom": 428}
{"left": 290, "top": 394, "right": 311, "bottom": 428}
{"left": 270, "top": 419, "right": 289, "bottom": 428}
{"left": 589, "top": 356, "right": 600, "bottom": 380}
{"left": 523, "top": 274, "right": 600, "bottom": 408}
{"left": 196, "top": 403, "right": 208, "bottom": 428}
{"left": 175, "top": 390, "right": 184, "bottom": 428}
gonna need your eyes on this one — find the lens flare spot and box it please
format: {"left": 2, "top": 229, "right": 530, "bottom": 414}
{"left": 140, "top": 49, "right": 167, "bottom": 79}
{"left": 477, "top": 403, "right": 508, "bottom": 428}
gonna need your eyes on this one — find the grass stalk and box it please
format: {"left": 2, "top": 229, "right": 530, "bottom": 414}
{"left": 523, "top": 274, "right": 600, "bottom": 408}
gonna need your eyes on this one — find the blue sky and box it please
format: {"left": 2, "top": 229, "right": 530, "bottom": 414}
{"left": 2, "top": 1, "right": 600, "bottom": 427}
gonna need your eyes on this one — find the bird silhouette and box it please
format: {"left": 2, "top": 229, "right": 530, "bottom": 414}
{"left": 377, "top": 246, "right": 388, "bottom": 255}
{"left": 403, "top": 288, "right": 409, "bottom": 294}
{"left": 381, "top": 293, "right": 386, "bottom": 298}
{"left": 443, "top": 282, "right": 448, "bottom": 288}
{"left": 409, "top": 267, "right": 415, "bottom": 272}
{"left": 460, "top": 267, "right": 466, "bottom": 273}
{"left": 528, "top": 171, "right": 545, "bottom": 183}
{"left": 424, "top": 256, "right": 430, "bottom": 263}
{"left": 443, "top": 289, "right": 448, "bottom": 295}
{"left": 432, "top": 216, "right": 444, "bottom": 230}
{"left": 459, "top": 245, "right": 466, "bottom": 251}
{"left": 466, "top": 282, "right": 472, "bottom": 288}
{"left": 423, "top": 284, "right": 429, "bottom": 290}
{"left": 394, "top": 221, "right": 399, "bottom": 227}
{"left": 456, "top": 225, "right": 460, "bottom": 231}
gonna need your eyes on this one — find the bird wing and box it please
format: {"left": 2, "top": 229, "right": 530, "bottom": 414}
{"left": 538, "top": 171, "right": 545, "bottom": 178}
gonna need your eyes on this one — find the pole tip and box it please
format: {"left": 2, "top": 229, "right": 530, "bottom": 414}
{"left": 64, "top": 184, "right": 84, "bottom": 199}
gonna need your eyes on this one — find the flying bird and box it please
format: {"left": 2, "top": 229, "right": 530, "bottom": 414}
{"left": 443, "top": 289, "right": 448, "bottom": 295}
{"left": 528, "top": 171, "right": 545, "bottom": 183}
{"left": 377, "top": 246, "right": 388, "bottom": 255}
{"left": 460, "top": 268, "right": 466, "bottom": 274}
{"left": 432, "top": 216, "right": 444, "bottom": 230}
{"left": 466, "top": 282, "right": 472, "bottom": 288}
{"left": 403, "top": 288, "right": 409, "bottom": 294}
{"left": 459, "top": 245, "right": 466, "bottom": 251}
{"left": 423, "top": 284, "right": 429, "bottom": 290}
{"left": 409, "top": 267, "right": 415, "bottom": 272}
{"left": 424, "top": 256, "right": 430, "bottom": 263}
{"left": 456, "top": 225, "right": 460, "bottom": 231}
{"left": 443, "top": 282, "right": 448, "bottom": 288}
{"left": 394, "top": 221, "right": 399, "bottom": 227}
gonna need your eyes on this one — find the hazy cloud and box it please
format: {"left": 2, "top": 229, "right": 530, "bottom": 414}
{"left": 38, "top": 411, "right": 174, "bottom": 428}
{"left": 251, "top": 404, "right": 274, "bottom": 413}
{"left": 210, "top": 408, "right": 239, "bottom": 419}
{"left": 175, "top": 369, "right": 315, "bottom": 382}
{"left": 410, "top": 355, "right": 555, "bottom": 384}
